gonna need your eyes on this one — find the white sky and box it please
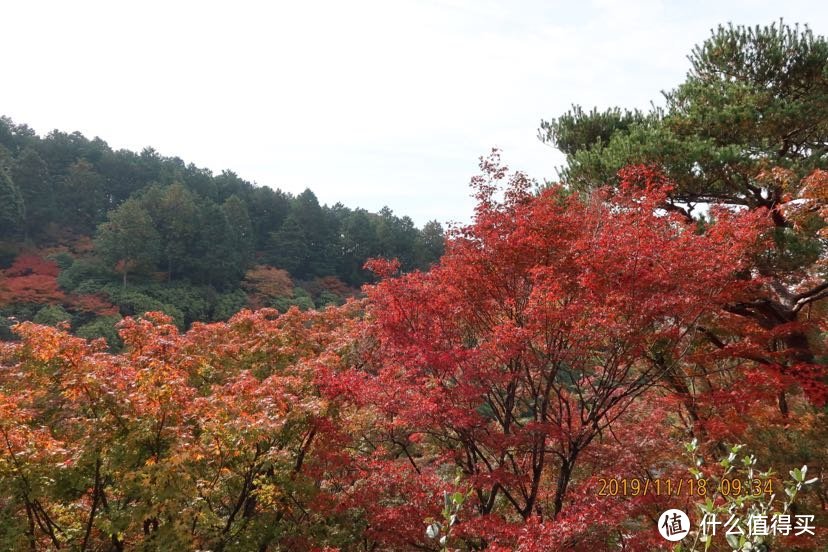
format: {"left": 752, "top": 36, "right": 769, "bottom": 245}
{"left": 2, "top": 0, "right": 826, "bottom": 226}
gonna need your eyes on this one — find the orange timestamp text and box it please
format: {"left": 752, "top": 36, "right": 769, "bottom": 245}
{"left": 596, "top": 477, "right": 776, "bottom": 497}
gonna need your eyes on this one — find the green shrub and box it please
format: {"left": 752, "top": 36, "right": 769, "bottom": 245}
{"left": 212, "top": 289, "right": 248, "bottom": 321}
{"left": 135, "top": 282, "right": 211, "bottom": 325}
{"left": 271, "top": 287, "right": 315, "bottom": 312}
{"left": 105, "top": 288, "right": 184, "bottom": 328}
{"left": 0, "top": 243, "right": 18, "bottom": 269}
{"left": 48, "top": 252, "right": 75, "bottom": 270}
{"left": 32, "top": 305, "right": 71, "bottom": 326}
{"left": 57, "top": 258, "right": 112, "bottom": 292}
{"left": 317, "top": 290, "right": 344, "bottom": 308}
{"left": 76, "top": 315, "right": 123, "bottom": 349}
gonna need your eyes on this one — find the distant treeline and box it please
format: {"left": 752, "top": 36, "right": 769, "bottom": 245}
{"left": 0, "top": 116, "right": 445, "bottom": 289}
{"left": 0, "top": 116, "right": 445, "bottom": 343}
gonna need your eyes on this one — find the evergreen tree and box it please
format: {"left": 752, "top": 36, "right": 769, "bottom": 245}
{"left": 291, "top": 189, "right": 338, "bottom": 277}
{"left": 0, "top": 145, "right": 13, "bottom": 175}
{"left": 140, "top": 183, "right": 199, "bottom": 280}
{"left": 338, "top": 208, "right": 380, "bottom": 285}
{"left": 0, "top": 116, "right": 36, "bottom": 155}
{"left": 542, "top": 21, "right": 828, "bottom": 214}
{"left": 221, "top": 194, "right": 255, "bottom": 280}
{"left": 268, "top": 214, "right": 309, "bottom": 276}
{"left": 248, "top": 186, "right": 291, "bottom": 249}
{"left": 61, "top": 159, "right": 108, "bottom": 233}
{"left": 376, "top": 207, "right": 418, "bottom": 270}
{"left": 415, "top": 220, "right": 445, "bottom": 267}
{"left": 541, "top": 21, "right": 828, "bottom": 285}
{"left": 95, "top": 197, "right": 160, "bottom": 287}
{"left": 186, "top": 198, "right": 244, "bottom": 289}
{"left": 0, "top": 168, "right": 24, "bottom": 238}
{"left": 12, "top": 147, "right": 53, "bottom": 239}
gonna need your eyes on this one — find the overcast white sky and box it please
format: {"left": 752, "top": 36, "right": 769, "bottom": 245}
{"left": 2, "top": 0, "right": 826, "bottom": 226}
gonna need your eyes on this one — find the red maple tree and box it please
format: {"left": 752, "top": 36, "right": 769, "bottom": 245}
{"left": 344, "top": 153, "right": 770, "bottom": 548}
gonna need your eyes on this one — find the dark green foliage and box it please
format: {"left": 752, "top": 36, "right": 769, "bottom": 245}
{"left": 0, "top": 116, "right": 35, "bottom": 155}
{"left": 337, "top": 208, "right": 381, "bottom": 285}
{"left": 273, "top": 189, "right": 339, "bottom": 278}
{"left": 539, "top": 105, "right": 646, "bottom": 157}
{"left": 60, "top": 160, "right": 108, "bottom": 233}
{"left": 0, "top": 244, "right": 17, "bottom": 269}
{"left": 32, "top": 305, "right": 71, "bottom": 326}
{"left": 11, "top": 147, "right": 52, "bottom": 238}
{"left": 0, "top": 169, "right": 24, "bottom": 238}
{"left": 248, "top": 186, "right": 291, "bottom": 249}
{"left": 0, "top": 316, "right": 14, "bottom": 341}
{"left": 220, "top": 194, "right": 255, "bottom": 281}
{"left": 416, "top": 220, "right": 445, "bottom": 268}
{"left": 138, "top": 182, "right": 200, "bottom": 281}
{"left": 58, "top": 260, "right": 248, "bottom": 329}
{"left": 0, "top": 146, "right": 13, "bottom": 177}
{"left": 210, "top": 289, "right": 248, "bottom": 321}
{"left": 268, "top": 214, "right": 309, "bottom": 276}
{"left": 0, "top": 115, "right": 444, "bottom": 286}
{"left": 317, "top": 290, "right": 344, "bottom": 308}
{"left": 57, "top": 258, "right": 111, "bottom": 292}
{"left": 188, "top": 199, "right": 241, "bottom": 288}
{"left": 543, "top": 21, "right": 828, "bottom": 208}
{"left": 75, "top": 314, "right": 123, "bottom": 348}
{"left": 84, "top": 281, "right": 242, "bottom": 328}
{"left": 104, "top": 287, "right": 185, "bottom": 327}
{"left": 0, "top": 305, "right": 40, "bottom": 341}
{"left": 119, "top": 283, "right": 211, "bottom": 326}
{"left": 270, "top": 287, "right": 315, "bottom": 312}
{"left": 375, "top": 207, "right": 419, "bottom": 270}
{"left": 48, "top": 251, "right": 74, "bottom": 270}
{"left": 95, "top": 198, "right": 161, "bottom": 286}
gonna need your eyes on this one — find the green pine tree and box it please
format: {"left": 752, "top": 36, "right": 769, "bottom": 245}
{"left": 12, "top": 147, "right": 53, "bottom": 239}
{"left": 95, "top": 198, "right": 161, "bottom": 287}
{"left": 0, "top": 168, "right": 24, "bottom": 238}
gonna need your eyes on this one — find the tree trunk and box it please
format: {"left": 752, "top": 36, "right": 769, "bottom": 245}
{"left": 553, "top": 456, "right": 575, "bottom": 518}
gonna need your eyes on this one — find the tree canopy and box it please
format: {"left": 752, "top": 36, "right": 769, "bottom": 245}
{"left": 0, "top": 115, "right": 445, "bottom": 337}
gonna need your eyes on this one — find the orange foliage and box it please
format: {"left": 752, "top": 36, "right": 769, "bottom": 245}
{"left": 0, "top": 304, "right": 363, "bottom": 550}
{"left": 306, "top": 275, "right": 357, "bottom": 299}
{"left": 242, "top": 264, "right": 294, "bottom": 308}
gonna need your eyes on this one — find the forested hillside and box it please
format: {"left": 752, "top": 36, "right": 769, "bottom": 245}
{"left": 0, "top": 123, "right": 444, "bottom": 343}
{"left": 0, "top": 21, "right": 826, "bottom": 552}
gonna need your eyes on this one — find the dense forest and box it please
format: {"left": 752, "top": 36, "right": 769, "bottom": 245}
{"left": 0, "top": 21, "right": 827, "bottom": 552}
{"left": 0, "top": 122, "right": 444, "bottom": 343}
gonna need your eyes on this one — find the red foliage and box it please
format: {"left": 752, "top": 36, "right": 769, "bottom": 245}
{"left": 364, "top": 257, "right": 400, "bottom": 278}
{"left": 305, "top": 275, "right": 357, "bottom": 299}
{"left": 0, "top": 254, "right": 65, "bottom": 305}
{"left": 3, "top": 254, "right": 60, "bottom": 278}
{"left": 339, "top": 154, "right": 771, "bottom": 548}
{"left": 65, "top": 292, "right": 119, "bottom": 316}
{"left": 0, "top": 252, "right": 118, "bottom": 316}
